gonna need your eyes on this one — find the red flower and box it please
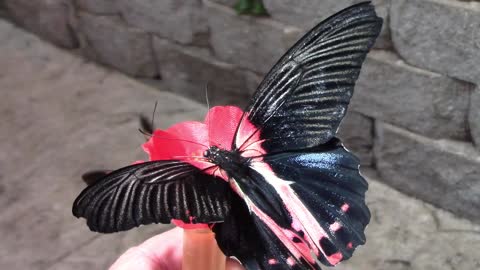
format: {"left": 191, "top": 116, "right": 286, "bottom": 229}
{"left": 142, "top": 106, "right": 265, "bottom": 229}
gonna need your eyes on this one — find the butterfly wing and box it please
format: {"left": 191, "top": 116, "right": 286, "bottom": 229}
{"left": 81, "top": 170, "right": 110, "bottom": 185}
{"left": 216, "top": 141, "right": 368, "bottom": 269}
{"left": 260, "top": 141, "right": 370, "bottom": 265}
{"left": 73, "top": 160, "right": 230, "bottom": 233}
{"left": 220, "top": 2, "right": 381, "bottom": 269}
{"left": 214, "top": 189, "right": 320, "bottom": 270}
{"left": 235, "top": 2, "right": 383, "bottom": 153}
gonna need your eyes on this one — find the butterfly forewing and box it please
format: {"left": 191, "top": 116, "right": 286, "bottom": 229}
{"left": 238, "top": 2, "right": 383, "bottom": 153}
{"left": 81, "top": 170, "right": 110, "bottom": 185}
{"left": 73, "top": 161, "right": 230, "bottom": 233}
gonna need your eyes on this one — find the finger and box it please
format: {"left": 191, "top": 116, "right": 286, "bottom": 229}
{"left": 226, "top": 258, "right": 246, "bottom": 270}
{"left": 138, "top": 227, "right": 183, "bottom": 269}
{"left": 109, "top": 227, "right": 183, "bottom": 270}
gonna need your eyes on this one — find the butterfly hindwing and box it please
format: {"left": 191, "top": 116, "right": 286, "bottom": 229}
{"left": 214, "top": 189, "right": 320, "bottom": 270}
{"left": 257, "top": 139, "right": 370, "bottom": 266}
{"left": 215, "top": 140, "right": 369, "bottom": 269}
{"left": 237, "top": 2, "right": 383, "bottom": 152}
{"left": 73, "top": 160, "right": 230, "bottom": 233}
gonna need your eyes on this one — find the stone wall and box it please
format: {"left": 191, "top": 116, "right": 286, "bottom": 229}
{"left": 2, "top": 0, "right": 480, "bottom": 223}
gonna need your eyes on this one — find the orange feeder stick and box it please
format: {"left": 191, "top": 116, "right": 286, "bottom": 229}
{"left": 182, "top": 228, "right": 226, "bottom": 270}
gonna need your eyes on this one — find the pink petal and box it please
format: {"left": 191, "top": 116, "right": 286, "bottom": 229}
{"left": 235, "top": 112, "right": 266, "bottom": 157}
{"left": 205, "top": 106, "right": 243, "bottom": 150}
{"left": 143, "top": 130, "right": 186, "bottom": 161}
{"left": 141, "top": 106, "right": 265, "bottom": 175}
{"left": 143, "top": 121, "right": 209, "bottom": 161}
{"left": 166, "top": 121, "right": 210, "bottom": 153}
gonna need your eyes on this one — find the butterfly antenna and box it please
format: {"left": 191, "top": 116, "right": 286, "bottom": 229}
{"left": 201, "top": 165, "right": 218, "bottom": 174}
{"left": 205, "top": 82, "right": 211, "bottom": 112}
{"left": 230, "top": 110, "right": 247, "bottom": 150}
{"left": 172, "top": 155, "right": 210, "bottom": 162}
{"left": 146, "top": 134, "right": 210, "bottom": 148}
{"left": 139, "top": 101, "right": 158, "bottom": 138}
{"left": 205, "top": 82, "right": 212, "bottom": 148}
{"left": 237, "top": 127, "right": 262, "bottom": 151}
{"left": 138, "top": 128, "right": 152, "bottom": 138}
{"left": 151, "top": 101, "right": 158, "bottom": 132}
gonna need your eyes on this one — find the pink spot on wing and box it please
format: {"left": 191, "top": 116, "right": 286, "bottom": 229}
{"left": 287, "top": 257, "right": 296, "bottom": 266}
{"left": 268, "top": 259, "right": 278, "bottom": 265}
{"left": 347, "top": 242, "right": 353, "bottom": 249}
{"left": 341, "top": 203, "right": 350, "bottom": 212}
{"left": 329, "top": 222, "right": 342, "bottom": 232}
{"left": 329, "top": 252, "right": 343, "bottom": 265}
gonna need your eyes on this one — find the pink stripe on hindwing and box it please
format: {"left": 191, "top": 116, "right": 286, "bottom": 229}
{"left": 245, "top": 197, "right": 317, "bottom": 266}
{"left": 227, "top": 180, "right": 315, "bottom": 266}
{"left": 250, "top": 161, "right": 344, "bottom": 266}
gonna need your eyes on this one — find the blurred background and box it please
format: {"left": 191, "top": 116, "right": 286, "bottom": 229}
{"left": 0, "top": 0, "right": 479, "bottom": 269}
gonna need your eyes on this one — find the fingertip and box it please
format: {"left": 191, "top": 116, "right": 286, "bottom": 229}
{"left": 140, "top": 227, "right": 183, "bottom": 252}
{"left": 226, "top": 258, "right": 245, "bottom": 270}
{"left": 110, "top": 227, "right": 183, "bottom": 270}
{"left": 109, "top": 246, "right": 158, "bottom": 270}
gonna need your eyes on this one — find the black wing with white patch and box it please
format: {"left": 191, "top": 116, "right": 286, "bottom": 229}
{"left": 241, "top": 2, "right": 382, "bottom": 152}
{"left": 73, "top": 161, "right": 230, "bottom": 233}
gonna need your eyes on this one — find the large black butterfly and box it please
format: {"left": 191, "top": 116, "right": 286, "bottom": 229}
{"left": 73, "top": 2, "right": 382, "bottom": 269}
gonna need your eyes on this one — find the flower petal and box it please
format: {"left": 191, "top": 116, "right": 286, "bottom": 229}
{"left": 205, "top": 106, "right": 244, "bottom": 150}
{"left": 143, "top": 121, "right": 208, "bottom": 160}
{"left": 142, "top": 106, "right": 260, "bottom": 174}
{"left": 167, "top": 121, "right": 210, "bottom": 152}
{"left": 143, "top": 130, "right": 185, "bottom": 161}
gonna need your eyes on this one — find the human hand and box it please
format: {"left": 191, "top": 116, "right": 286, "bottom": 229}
{"left": 110, "top": 227, "right": 245, "bottom": 270}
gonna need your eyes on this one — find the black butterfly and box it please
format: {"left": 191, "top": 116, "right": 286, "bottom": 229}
{"left": 73, "top": 2, "right": 382, "bottom": 269}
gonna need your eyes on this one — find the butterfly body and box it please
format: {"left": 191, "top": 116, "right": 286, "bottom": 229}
{"left": 204, "top": 146, "right": 251, "bottom": 177}
{"left": 203, "top": 144, "right": 294, "bottom": 229}
{"left": 73, "top": 3, "right": 383, "bottom": 269}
